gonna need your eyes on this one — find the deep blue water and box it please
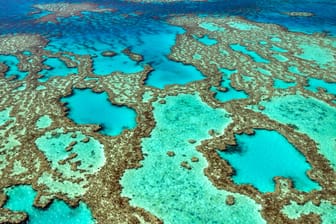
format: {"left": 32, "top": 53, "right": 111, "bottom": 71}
{"left": 1, "top": 0, "right": 335, "bottom": 35}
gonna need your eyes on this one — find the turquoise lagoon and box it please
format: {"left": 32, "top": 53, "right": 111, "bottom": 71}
{"left": 61, "top": 89, "right": 136, "bottom": 136}
{"left": 0, "top": 55, "right": 28, "bottom": 80}
{"left": 39, "top": 58, "right": 78, "bottom": 82}
{"left": 273, "top": 78, "right": 296, "bottom": 89}
{"left": 145, "top": 60, "right": 205, "bottom": 88}
{"left": 218, "top": 130, "right": 320, "bottom": 192}
{"left": 212, "top": 68, "right": 249, "bottom": 102}
{"left": 4, "top": 185, "right": 95, "bottom": 224}
{"left": 288, "top": 66, "right": 303, "bottom": 76}
{"left": 305, "top": 78, "right": 336, "bottom": 96}
{"left": 255, "top": 95, "right": 336, "bottom": 170}
{"left": 194, "top": 35, "right": 218, "bottom": 45}
{"left": 0, "top": 107, "right": 13, "bottom": 126}
{"left": 121, "top": 94, "right": 266, "bottom": 224}
{"left": 230, "top": 44, "right": 270, "bottom": 63}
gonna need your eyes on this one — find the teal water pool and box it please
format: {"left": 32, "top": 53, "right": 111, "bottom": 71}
{"left": 212, "top": 68, "right": 249, "bottom": 102}
{"left": 61, "top": 88, "right": 137, "bottom": 136}
{"left": 218, "top": 129, "right": 320, "bottom": 192}
{"left": 256, "top": 95, "right": 336, "bottom": 170}
{"left": 4, "top": 185, "right": 95, "bottom": 224}
{"left": 39, "top": 57, "right": 78, "bottom": 82}
{"left": 0, "top": 55, "right": 28, "bottom": 80}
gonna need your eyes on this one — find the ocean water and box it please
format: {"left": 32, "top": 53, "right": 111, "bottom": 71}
{"left": 93, "top": 53, "right": 144, "bottom": 75}
{"left": 0, "top": 0, "right": 335, "bottom": 223}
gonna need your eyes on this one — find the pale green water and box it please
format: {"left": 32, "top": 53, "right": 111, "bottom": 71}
{"left": 121, "top": 94, "right": 266, "bottom": 224}
{"left": 282, "top": 200, "right": 336, "bottom": 223}
{"left": 255, "top": 95, "right": 336, "bottom": 170}
{"left": 35, "top": 128, "right": 105, "bottom": 198}
{"left": 35, "top": 115, "right": 52, "bottom": 129}
{"left": 297, "top": 43, "right": 335, "bottom": 66}
{"left": 0, "top": 107, "right": 12, "bottom": 126}
{"left": 199, "top": 22, "right": 225, "bottom": 31}
{"left": 35, "top": 128, "right": 105, "bottom": 179}
{"left": 227, "top": 21, "right": 259, "bottom": 31}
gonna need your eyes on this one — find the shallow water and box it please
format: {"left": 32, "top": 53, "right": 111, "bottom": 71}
{"left": 282, "top": 200, "right": 336, "bottom": 223}
{"left": 0, "top": 107, "right": 13, "bottom": 126}
{"left": 0, "top": 55, "right": 28, "bottom": 80}
{"left": 35, "top": 115, "right": 52, "bottom": 129}
{"left": 212, "top": 68, "right": 249, "bottom": 102}
{"left": 39, "top": 57, "right": 78, "bottom": 82}
{"left": 121, "top": 94, "right": 265, "bottom": 223}
{"left": 230, "top": 44, "right": 270, "bottom": 63}
{"left": 4, "top": 185, "right": 95, "bottom": 224}
{"left": 306, "top": 78, "right": 336, "bottom": 96}
{"left": 256, "top": 95, "right": 336, "bottom": 170}
{"left": 218, "top": 130, "right": 320, "bottom": 192}
{"left": 61, "top": 88, "right": 137, "bottom": 136}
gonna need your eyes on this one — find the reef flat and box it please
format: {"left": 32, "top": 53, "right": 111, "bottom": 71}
{"left": 0, "top": 0, "right": 336, "bottom": 223}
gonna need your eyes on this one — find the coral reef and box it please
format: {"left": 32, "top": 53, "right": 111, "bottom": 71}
{"left": 31, "top": 3, "right": 117, "bottom": 23}
{"left": 1, "top": 12, "right": 335, "bottom": 224}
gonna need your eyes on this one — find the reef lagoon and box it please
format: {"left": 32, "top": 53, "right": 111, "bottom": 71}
{"left": 0, "top": 0, "right": 335, "bottom": 223}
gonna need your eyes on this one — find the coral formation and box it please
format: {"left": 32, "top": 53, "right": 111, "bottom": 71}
{"left": 31, "top": 3, "right": 117, "bottom": 23}
{"left": 1, "top": 9, "right": 336, "bottom": 224}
